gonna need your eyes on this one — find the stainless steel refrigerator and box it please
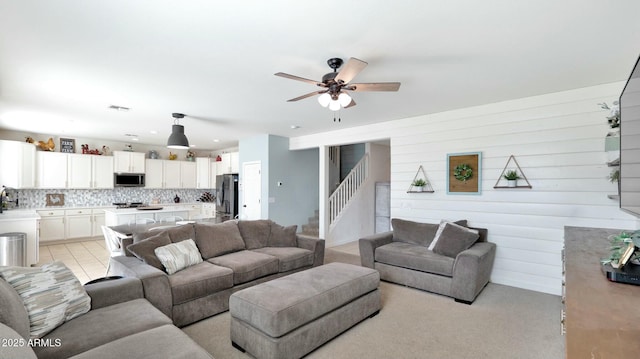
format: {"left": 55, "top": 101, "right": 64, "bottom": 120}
{"left": 216, "top": 174, "right": 238, "bottom": 220}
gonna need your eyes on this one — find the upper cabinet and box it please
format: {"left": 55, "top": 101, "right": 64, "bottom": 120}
{"left": 216, "top": 152, "right": 239, "bottom": 175}
{"left": 37, "top": 152, "right": 68, "bottom": 188}
{"left": 113, "top": 151, "right": 145, "bottom": 173}
{"left": 0, "top": 140, "right": 36, "bottom": 188}
{"left": 181, "top": 161, "right": 197, "bottom": 188}
{"left": 39, "top": 152, "right": 114, "bottom": 189}
{"left": 196, "top": 157, "right": 210, "bottom": 189}
{"left": 145, "top": 159, "right": 196, "bottom": 189}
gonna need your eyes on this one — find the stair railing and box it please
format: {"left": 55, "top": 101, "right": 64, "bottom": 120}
{"left": 328, "top": 153, "right": 369, "bottom": 224}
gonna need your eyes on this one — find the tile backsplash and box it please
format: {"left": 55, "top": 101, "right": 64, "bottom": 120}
{"left": 16, "top": 188, "right": 217, "bottom": 209}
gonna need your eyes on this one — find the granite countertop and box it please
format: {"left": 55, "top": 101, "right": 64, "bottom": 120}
{"left": 103, "top": 205, "right": 199, "bottom": 215}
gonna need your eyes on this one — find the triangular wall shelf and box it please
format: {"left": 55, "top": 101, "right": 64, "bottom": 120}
{"left": 493, "top": 155, "right": 532, "bottom": 189}
{"left": 407, "top": 165, "right": 434, "bottom": 193}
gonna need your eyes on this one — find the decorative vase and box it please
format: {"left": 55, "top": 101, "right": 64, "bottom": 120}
{"left": 507, "top": 180, "right": 517, "bottom": 188}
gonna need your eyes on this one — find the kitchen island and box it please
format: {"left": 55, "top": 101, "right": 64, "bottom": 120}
{"left": 104, "top": 204, "right": 211, "bottom": 226}
{"left": 0, "top": 209, "right": 40, "bottom": 266}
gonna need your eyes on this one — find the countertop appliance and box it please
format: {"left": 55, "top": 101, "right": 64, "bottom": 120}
{"left": 216, "top": 174, "right": 238, "bottom": 220}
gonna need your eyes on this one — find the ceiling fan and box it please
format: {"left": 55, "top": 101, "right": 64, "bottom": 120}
{"left": 275, "top": 57, "right": 401, "bottom": 111}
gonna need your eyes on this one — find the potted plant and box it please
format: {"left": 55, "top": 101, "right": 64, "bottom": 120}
{"left": 412, "top": 179, "right": 427, "bottom": 192}
{"left": 601, "top": 230, "right": 640, "bottom": 268}
{"left": 503, "top": 170, "right": 520, "bottom": 187}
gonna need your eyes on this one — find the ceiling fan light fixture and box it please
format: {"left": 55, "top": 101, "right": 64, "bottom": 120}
{"left": 318, "top": 93, "right": 331, "bottom": 107}
{"left": 329, "top": 100, "right": 341, "bottom": 111}
{"left": 338, "top": 92, "right": 351, "bottom": 107}
{"left": 167, "top": 113, "right": 189, "bottom": 149}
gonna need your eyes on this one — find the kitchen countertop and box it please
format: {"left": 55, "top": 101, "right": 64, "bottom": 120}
{"left": 0, "top": 209, "right": 40, "bottom": 221}
{"left": 103, "top": 204, "right": 203, "bottom": 215}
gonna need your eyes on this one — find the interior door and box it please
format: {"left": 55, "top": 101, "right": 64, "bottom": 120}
{"left": 242, "top": 161, "right": 262, "bottom": 220}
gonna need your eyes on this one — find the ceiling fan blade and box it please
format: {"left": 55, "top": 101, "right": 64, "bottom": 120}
{"left": 344, "top": 98, "right": 357, "bottom": 108}
{"left": 347, "top": 82, "right": 401, "bottom": 92}
{"left": 287, "top": 90, "right": 326, "bottom": 102}
{"left": 275, "top": 72, "right": 324, "bottom": 86}
{"left": 336, "top": 57, "right": 367, "bottom": 84}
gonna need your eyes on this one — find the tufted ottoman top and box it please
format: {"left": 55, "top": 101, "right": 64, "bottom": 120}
{"left": 229, "top": 262, "right": 379, "bottom": 338}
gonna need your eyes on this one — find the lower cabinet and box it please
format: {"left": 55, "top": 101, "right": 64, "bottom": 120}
{"left": 37, "top": 210, "right": 66, "bottom": 242}
{"left": 38, "top": 207, "right": 108, "bottom": 242}
{"left": 65, "top": 209, "right": 93, "bottom": 239}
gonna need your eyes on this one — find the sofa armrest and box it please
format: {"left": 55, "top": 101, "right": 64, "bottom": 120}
{"left": 359, "top": 231, "right": 393, "bottom": 268}
{"left": 109, "top": 256, "right": 173, "bottom": 319}
{"left": 450, "top": 242, "right": 497, "bottom": 303}
{"left": 297, "top": 234, "right": 325, "bottom": 267}
{"left": 84, "top": 277, "right": 144, "bottom": 310}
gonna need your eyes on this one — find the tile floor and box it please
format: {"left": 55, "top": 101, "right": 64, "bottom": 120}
{"left": 38, "top": 239, "right": 110, "bottom": 284}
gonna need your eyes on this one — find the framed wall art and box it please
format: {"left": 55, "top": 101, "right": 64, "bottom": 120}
{"left": 60, "top": 138, "right": 76, "bottom": 153}
{"left": 447, "top": 152, "right": 482, "bottom": 195}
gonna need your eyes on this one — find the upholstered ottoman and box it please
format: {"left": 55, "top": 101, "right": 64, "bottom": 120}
{"left": 229, "top": 262, "right": 381, "bottom": 359}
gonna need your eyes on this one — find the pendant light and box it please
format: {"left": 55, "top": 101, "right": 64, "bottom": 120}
{"left": 167, "top": 113, "right": 190, "bottom": 149}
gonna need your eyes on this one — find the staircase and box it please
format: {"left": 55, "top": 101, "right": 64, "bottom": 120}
{"left": 328, "top": 154, "right": 369, "bottom": 225}
{"left": 301, "top": 210, "right": 319, "bottom": 237}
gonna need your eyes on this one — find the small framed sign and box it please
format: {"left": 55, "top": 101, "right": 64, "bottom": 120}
{"left": 60, "top": 138, "right": 75, "bottom": 153}
{"left": 46, "top": 193, "right": 65, "bottom": 206}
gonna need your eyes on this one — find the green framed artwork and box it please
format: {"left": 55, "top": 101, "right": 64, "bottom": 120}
{"left": 447, "top": 152, "right": 482, "bottom": 195}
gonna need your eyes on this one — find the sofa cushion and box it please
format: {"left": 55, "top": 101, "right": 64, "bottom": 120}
{"left": 0, "top": 277, "right": 30, "bottom": 339}
{"left": 154, "top": 239, "right": 203, "bottom": 275}
{"left": 0, "top": 261, "right": 91, "bottom": 339}
{"left": 165, "top": 224, "right": 196, "bottom": 243}
{"left": 375, "top": 242, "right": 455, "bottom": 276}
{"left": 0, "top": 323, "right": 37, "bottom": 359}
{"left": 33, "top": 298, "right": 171, "bottom": 359}
{"left": 127, "top": 231, "right": 172, "bottom": 271}
{"left": 238, "top": 219, "right": 272, "bottom": 249}
{"left": 208, "top": 250, "right": 279, "bottom": 285}
{"left": 167, "top": 261, "right": 234, "bottom": 305}
{"left": 252, "top": 247, "right": 314, "bottom": 272}
{"left": 428, "top": 219, "right": 469, "bottom": 250}
{"left": 391, "top": 218, "right": 439, "bottom": 247}
{"left": 68, "top": 324, "right": 212, "bottom": 359}
{"left": 432, "top": 222, "right": 480, "bottom": 258}
{"left": 268, "top": 223, "right": 298, "bottom": 247}
{"left": 194, "top": 221, "right": 246, "bottom": 259}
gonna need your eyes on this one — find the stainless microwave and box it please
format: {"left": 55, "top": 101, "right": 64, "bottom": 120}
{"left": 114, "top": 173, "right": 145, "bottom": 187}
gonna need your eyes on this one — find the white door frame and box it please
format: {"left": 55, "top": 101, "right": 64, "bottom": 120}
{"left": 241, "top": 161, "right": 262, "bottom": 220}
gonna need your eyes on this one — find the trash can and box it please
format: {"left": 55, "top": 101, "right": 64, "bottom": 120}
{"left": 0, "top": 232, "right": 26, "bottom": 267}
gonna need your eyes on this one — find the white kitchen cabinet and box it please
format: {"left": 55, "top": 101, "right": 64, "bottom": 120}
{"left": 67, "top": 154, "right": 92, "bottom": 188}
{"left": 91, "top": 208, "right": 106, "bottom": 237}
{"left": 210, "top": 162, "right": 218, "bottom": 188}
{"left": 0, "top": 140, "right": 36, "bottom": 188}
{"left": 164, "top": 160, "right": 181, "bottom": 188}
{"left": 196, "top": 157, "right": 211, "bottom": 188}
{"left": 0, "top": 211, "right": 39, "bottom": 266}
{"left": 145, "top": 159, "right": 164, "bottom": 188}
{"left": 216, "top": 152, "right": 239, "bottom": 175}
{"left": 184, "top": 204, "right": 202, "bottom": 219}
{"left": 65, "top": 209, "right": 92, "bottom": 239}
{"left": 37, "top": 210, "right": 66, "bottom": 242}
{"left": 92, "top": 156, "right": 114, "bottom": 188}
{"left": 113, "top": 151, "right": 145, "bottom": 173}
{"left": 202, "top": 203, "right": 216, "bottom": 218}
{"left": 37, "top": 152, "right": 68, "bottom": 188}
{"left": 181, "top": 162, "right": 197, "bottom": 188}
{"left": 156, "top": 210, "right": 189, "bottom": 222}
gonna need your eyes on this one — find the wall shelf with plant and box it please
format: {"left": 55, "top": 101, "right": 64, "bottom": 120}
{"left": 493, "top": 155, "right": 532, "bottom": 189}
{"left": 407, "top": 165, "right": 434, "bottom": 193}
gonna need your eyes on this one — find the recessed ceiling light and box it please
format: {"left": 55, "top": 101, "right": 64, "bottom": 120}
{"left": 109, "top": 105, "right": 130, "bottom": 112}
{"left": 213, "top": 139, "right": 220, "bottom": 142}
{"left": 190, "top": 144, "right": 196, "bottom": 147}
{"left": 290, "top": 125, "right": 300, "bottom": 129}
{"left": 149, "top": 130, "right": 158, "bottom": 135}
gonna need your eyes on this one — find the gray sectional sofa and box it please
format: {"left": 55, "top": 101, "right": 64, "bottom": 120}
{"left": 359, "top": 218, "right": 496, "bottom": 304}
{"left": 0, "top": 277, "right": 212, "bottom": 359}
{"left": 111, "top": 219, "right": 325, "bottom": 327}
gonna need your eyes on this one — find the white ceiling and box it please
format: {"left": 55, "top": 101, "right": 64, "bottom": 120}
{"left": 1, "top": 1, "right": 640, "bottom": 151}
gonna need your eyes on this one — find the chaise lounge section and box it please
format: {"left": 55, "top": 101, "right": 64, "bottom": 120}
{"left": 359, "top": 218, "right": 496, "bottom": 304}
{"left": 110, "top": 219, "right": 325, "bottom": 327}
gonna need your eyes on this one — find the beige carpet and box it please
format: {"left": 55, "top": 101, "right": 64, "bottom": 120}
{"left": 182, "top": 245, "right": 564, "bottom": 359}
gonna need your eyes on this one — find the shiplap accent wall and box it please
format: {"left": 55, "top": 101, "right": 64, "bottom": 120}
{"left": 291, "top": 82, "right": 640, "bottom": 295}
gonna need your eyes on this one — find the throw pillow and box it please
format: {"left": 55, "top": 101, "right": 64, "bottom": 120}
{"left": 154, "top": 239, "right": 203, "bottom": 275}
{"left": 427, "top": 219, "right": 468, "bottom": 251}
{"left": 432, "top": 222, "right": 480, "bottom": 258}
{"left": 127, "top": 231, "right": 172, "bottom": 271}
{"left": 391, "top": 218, "right": 439, "bottom": 247}
{"left": 194, "top": 221, "right": 246, "bottom": 259}
{"left": 268, "top": 223, "right": 298, "bottom": 247}
{"left": 0, "top": 261, "right": 91, "bottom": 338}
{"left": 238, "top": 220, "right": 272, "bottom": 249}
{"left": 166, "top": 224, "right": 196, "bottom": 243}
